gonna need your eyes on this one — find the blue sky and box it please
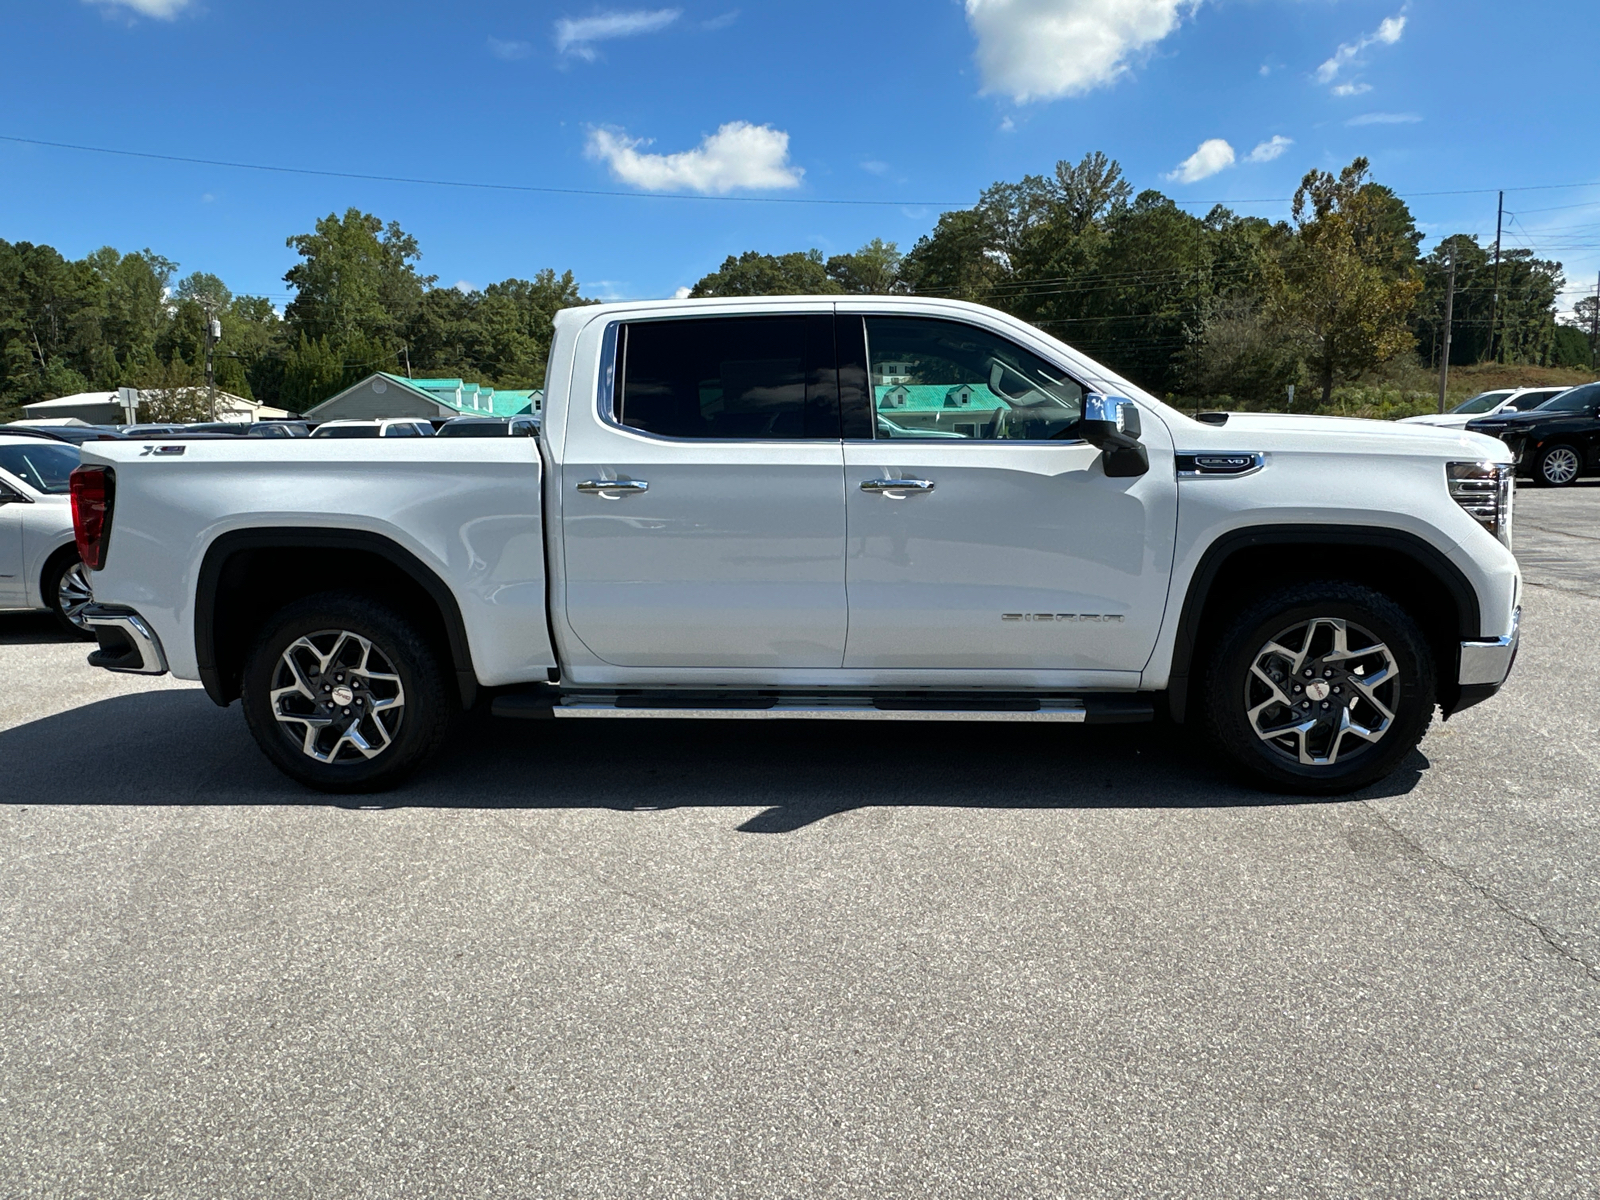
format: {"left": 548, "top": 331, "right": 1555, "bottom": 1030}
{"left": 3, "top": 0, "right": 1598, "bottom": 315}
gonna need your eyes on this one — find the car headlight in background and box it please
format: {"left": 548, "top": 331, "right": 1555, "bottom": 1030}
{"left": 1448, "top": 461, "right": 1514, "bottom": 549}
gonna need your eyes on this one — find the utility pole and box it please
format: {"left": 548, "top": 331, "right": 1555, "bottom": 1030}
{"left": 1437, "top": 252, "right": 1456, "bottom": 413}
{"left": 1486, "top": 190, "right": 1503, "bottom": 363}
{"left": 1591, "top": 271, "right": 1599, "bottom": 372}
{"left": 203, "top": 307, "right": 220, "bottom": 422}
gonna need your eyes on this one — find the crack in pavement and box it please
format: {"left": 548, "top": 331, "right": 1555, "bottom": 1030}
{"left": 1360, "top": 799, "right": 1600, "bottom": 985}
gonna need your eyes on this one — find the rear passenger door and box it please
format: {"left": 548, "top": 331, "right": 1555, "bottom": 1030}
{"left": 559, "top": 313, "right": 848, "bottom": 669}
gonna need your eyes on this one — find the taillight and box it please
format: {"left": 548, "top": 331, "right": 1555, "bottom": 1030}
{"left": 70, "top": 466, "right": 115, "bottom": 569}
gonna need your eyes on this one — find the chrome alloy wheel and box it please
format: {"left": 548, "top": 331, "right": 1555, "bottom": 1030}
{"left": 1540, "top": 445, "right": 1580, "bottom": 486}
{"left": 57, "top": 561, "right": 94, "bottom": 631}
{"left": 1244, "top": 617, "right": 1399, "bottom": 768}
{"left": 270, "top": 630, "right": 406, "bottom": 764}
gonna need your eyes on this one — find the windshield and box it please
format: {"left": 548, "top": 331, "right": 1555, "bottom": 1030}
{"left": 1533, "top": 384, "right": 1598, "bottom": 413}
{"left": 0, "top": 442, "right": 81, "bottom": 493}
{"left": 438, "top": 422, "right": 506, "bottom": 438}
{"left": 1451, "top": 390, "right": 1512, "bottom": 415}
{"left": 312, "top": 426, "right": 380, "bottom": 438}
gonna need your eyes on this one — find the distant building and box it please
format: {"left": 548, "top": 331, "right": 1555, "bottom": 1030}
{"left": 304, "top": 374, "right": 542, "bottom": 423}
{"left": 21, "top": 390, "right": 288, "bottom": 424}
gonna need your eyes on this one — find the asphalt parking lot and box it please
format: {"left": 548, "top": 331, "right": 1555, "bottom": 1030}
{"left": 2, "top": 486, "right": 1598, "bottom": 1199}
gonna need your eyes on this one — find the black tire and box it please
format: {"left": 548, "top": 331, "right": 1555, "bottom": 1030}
{"left": 240, "top": 591, "right": 454, "bottom": 793}
{"left": 1533, "top": 443, "right": 1582, "bottom": 487}
{"left": 1200, "top": 582, "right": 1436, "bottom": 795}
{"left": 41, "top": 549, "right": 96, "bottom": 640}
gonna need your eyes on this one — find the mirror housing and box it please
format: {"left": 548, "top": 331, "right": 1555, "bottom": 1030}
{"left": 1079, "top": 394, "right": 1150, "bottom": 478}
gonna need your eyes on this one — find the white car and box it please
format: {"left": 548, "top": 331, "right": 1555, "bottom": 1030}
{"left": 0, "top": 434, "right": 94, "bottom": 636}
{"left": 1401, "top": 386, "right": 1569, "bottom": 428}
{"left": 74, "top": 296, "right": 1521, "bottom": 797}
{"left": 311, "top": 419, "right": 435, "bottom": 439}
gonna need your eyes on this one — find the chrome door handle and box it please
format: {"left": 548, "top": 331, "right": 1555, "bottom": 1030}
{"left": 577, "top": 479, "right": 649, "bottom": 495}
{"left": 860, "top": 478, "right": 935, "bottom": 495}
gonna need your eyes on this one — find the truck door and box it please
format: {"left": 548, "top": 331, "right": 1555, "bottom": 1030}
{"left": 838, "top": 313, "right": 1178, "bottom": 675}
{"left": 560, "top": 313, "right": 848, "bottom": 668}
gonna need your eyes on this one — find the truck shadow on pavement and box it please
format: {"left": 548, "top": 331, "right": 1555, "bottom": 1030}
{"left": 0, "top": 688, "right": 1428, "bottom": 830}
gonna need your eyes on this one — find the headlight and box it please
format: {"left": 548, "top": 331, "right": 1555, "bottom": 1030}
{"left": 1447, "top": 461, "right": 1514, "bottom": 549}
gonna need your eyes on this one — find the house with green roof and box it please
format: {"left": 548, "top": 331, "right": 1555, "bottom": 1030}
{"left": 876, "top": 383, "right": 1003, "bottom": 412}
{"left": 303, "top": 373, "right": 542, "bottom": 422}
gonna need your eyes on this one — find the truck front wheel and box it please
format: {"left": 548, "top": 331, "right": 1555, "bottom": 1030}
{"left": 1200, "top": 582, "right": 1436, "bottom": 795}
{"left": 240, "top": 592, "right": 453, "bottom": 793}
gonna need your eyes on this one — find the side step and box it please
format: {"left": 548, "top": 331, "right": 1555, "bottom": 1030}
{"left": 490, "top": 688, "right": 1154, "bottom": 725}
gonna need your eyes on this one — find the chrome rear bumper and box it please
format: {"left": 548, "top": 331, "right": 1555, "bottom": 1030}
{"left": 82, "top": 604, "right": 169, "bottom": 675}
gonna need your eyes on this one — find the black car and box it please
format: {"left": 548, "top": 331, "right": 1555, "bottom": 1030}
{"left": 1466, "top": 381, "right": 1600, "bottom": 487}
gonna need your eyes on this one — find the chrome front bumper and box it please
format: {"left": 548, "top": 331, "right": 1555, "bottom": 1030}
{"left": 82, "top": 603, "right": 170, "bottom": 676}
{"left": 1459, "top": 606, "right": 1520, "bottom": 687}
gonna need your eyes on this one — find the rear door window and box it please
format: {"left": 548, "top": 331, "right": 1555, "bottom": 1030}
{"left": 613, "top": 315, "right": 839, "bottom": 440}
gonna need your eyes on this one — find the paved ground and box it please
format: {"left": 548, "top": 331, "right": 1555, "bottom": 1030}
{"left": 2, "top": 487, "right": 1597, "bottom": 1199}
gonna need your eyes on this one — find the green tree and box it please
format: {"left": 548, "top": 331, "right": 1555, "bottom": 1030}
{"left": 1278, "top": 158, "right": 1423, "bottom": 406}
{"left": 689, "top": 249, "right": 840, "bottom": 297}
{"left": 826, "top": 240, "right": 905, "bottom": 294}
{"left": 283, "top": 209, "right": 433, "bottom": 351}
{"left": 279, "top": 334, "right": 346, "bottom": 414}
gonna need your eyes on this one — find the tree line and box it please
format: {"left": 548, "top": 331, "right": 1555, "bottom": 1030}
{"left": 695, "top": 154, "right": 1595, "bottom": 409}
{"left": 2, "top": 153, "right": 1593, "bottom": 420}
{"left": 0, "top": 210, "right": 583, "bottom": 419}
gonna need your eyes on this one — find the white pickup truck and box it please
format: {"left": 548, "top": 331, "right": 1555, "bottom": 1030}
{"left": 71, "top": 297, "right": 1521, "bottom": 795}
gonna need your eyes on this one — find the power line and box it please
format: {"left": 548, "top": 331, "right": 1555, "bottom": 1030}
{"left": 0, "top": 134, "right": 968, "bottom": 210}
{"left": 6, "top": 132, "right": 1600, "bottom": 213}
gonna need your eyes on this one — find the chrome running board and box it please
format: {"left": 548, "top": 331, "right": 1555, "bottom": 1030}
{"left": 491, "top": 689, "right": 1155, "bottom": 724}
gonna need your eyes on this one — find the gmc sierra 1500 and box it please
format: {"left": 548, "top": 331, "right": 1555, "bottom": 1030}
{"left": 71, "top": 296, "right": 1520, "bottom": 795}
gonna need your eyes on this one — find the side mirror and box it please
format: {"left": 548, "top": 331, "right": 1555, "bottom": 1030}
{"left": 1079, "top": 394, "right": 1149, "bottom": 478}
{"left": 0, "top": 482, "right": 29, "bottom": 505}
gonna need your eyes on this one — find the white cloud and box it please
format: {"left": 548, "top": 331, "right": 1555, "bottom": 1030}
{"left": 1316, "top": 12, "right": 1406, "bottom": 85}
{"left": 1331, "top": 82, "right": 1371, "bottom": 97}
{"left": 454, "top": 280, "right": 479, "bottom": 295}
{"left": 1346, "top": 111, "right": 1421, "bottom": 126}
{"left": 586, "top": 122, "right": 803, "bottom": 193}
{"left": 488, "top": 37, "right": 532, "bottom": 60}
{"left": 1167, "top": 138, "right": 1235, "bottom": 184}
{"left": 860, "top": 160, "right": 890, "bottom": 175}
{"left": 702, "top": 10, "right": 739, "bottom": 31}
{"left": 673, "top": 286, "right": 693, "bottom": 299}
{"left": 555, "top": 9, "right": 680, "bottom": 60}
{"left": 1246, "top": 135, "right": 1292, "bottom": 163}
{"left": 965, "top": 0, "right": 1199, "bottom": 103}
{"left": 87, "top": 0, "right": 191, "bottom": 17}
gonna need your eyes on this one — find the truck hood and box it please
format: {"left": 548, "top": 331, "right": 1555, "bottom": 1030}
{"left": 1181, "top": 411, "right": 1512, "bottom": 461}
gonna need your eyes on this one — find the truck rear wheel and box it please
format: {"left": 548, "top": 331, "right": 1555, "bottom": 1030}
{"left": 1200, "top": 582, "right": 1436, "bottom": 795}
{"left": 240, "top": 592, "right": 453, "bottom": 793}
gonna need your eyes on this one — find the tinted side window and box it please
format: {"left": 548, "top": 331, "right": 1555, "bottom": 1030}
{"left": 862, "top": 317, "right": 1084, "bottom": 441}
{"left": 615, "top": 315, "right": 838, "bottom": 440}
